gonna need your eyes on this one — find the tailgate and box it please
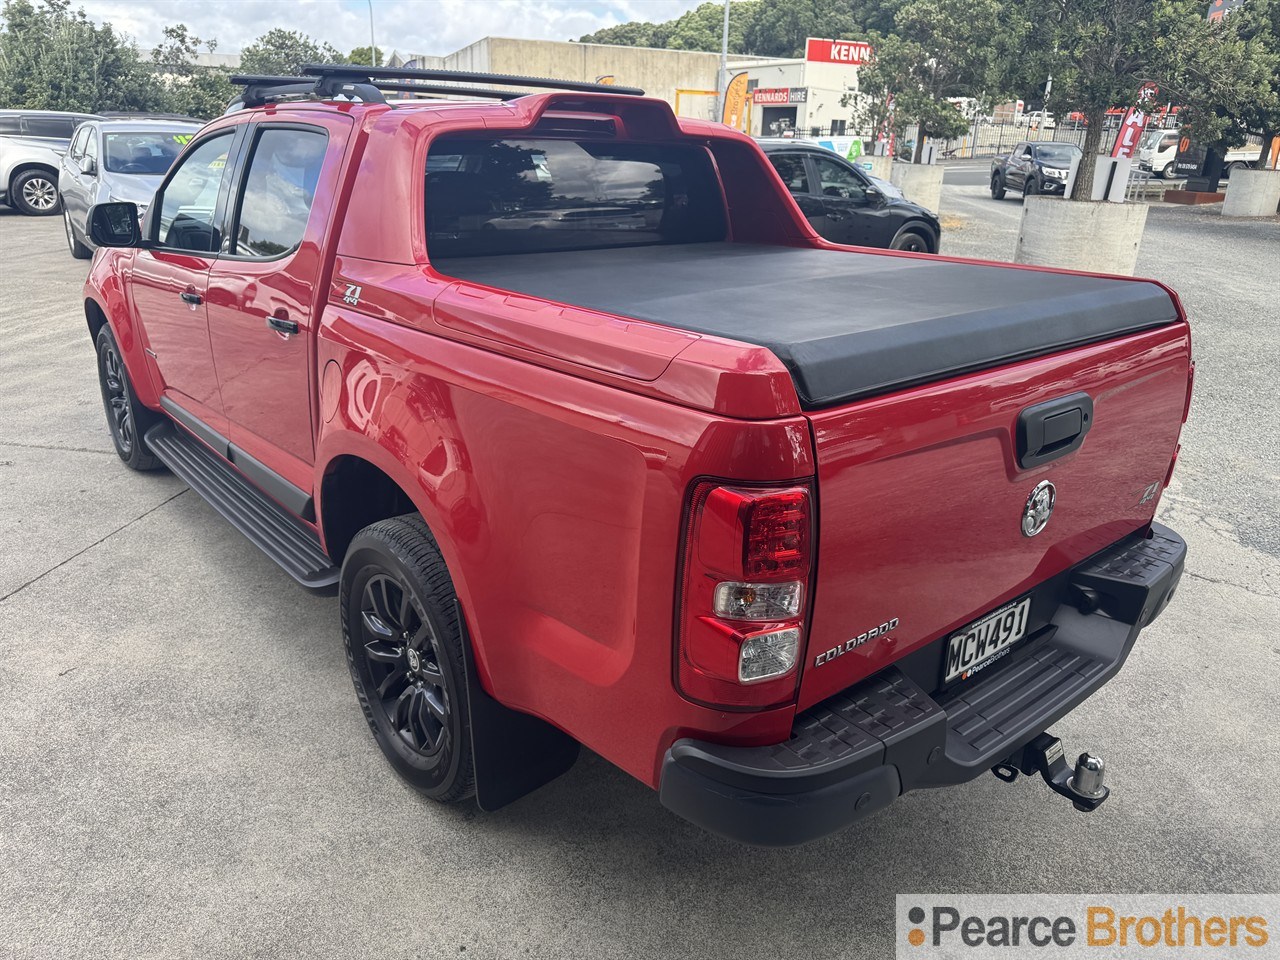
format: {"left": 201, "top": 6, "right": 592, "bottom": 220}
{"left": 798, "top": 322, "right": 1191, "bottom": 710}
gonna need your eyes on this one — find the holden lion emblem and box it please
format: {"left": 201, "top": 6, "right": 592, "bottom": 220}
{"left": 1021, "top": 480, "right": 1056, "bottom": 537}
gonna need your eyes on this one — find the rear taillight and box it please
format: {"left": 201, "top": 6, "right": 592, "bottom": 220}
{"left": 676, "top": 481, "right": 814, "bottom": 709}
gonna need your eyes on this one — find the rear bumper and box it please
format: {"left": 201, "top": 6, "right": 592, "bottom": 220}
{"left": 659, "top": 523, "right": 1186, "bottom": 846}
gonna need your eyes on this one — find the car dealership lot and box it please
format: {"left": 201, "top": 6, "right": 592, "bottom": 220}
{"left": 1, "top": 189, "right": 1278, "bottom": 958}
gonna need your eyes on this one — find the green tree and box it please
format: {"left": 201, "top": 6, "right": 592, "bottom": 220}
{"left": 743, "top": 0, "right": 855, "bottom": 57}
{"left": 850, "top": 0, "right": 1002, "bottom": 162}
{"left": 150, "top": 24, "right": 235, "bottom": 119}
{"left": 347, "top": 45, "right": 383, "bottom": 67}
{"left": 1178, "top": 0, "right": 1280, "bottom": 167}
{"left": 0, "top": 0, "right": 161, "bottom": 111}
{"left": 1003, "top": 0, "right": 1273, "bottom": 198}
{"left": 578, "top": 0, "right": 905, "bottom": 58}
{"left": 239, "top": 28, "right": 345, "bottom": 76}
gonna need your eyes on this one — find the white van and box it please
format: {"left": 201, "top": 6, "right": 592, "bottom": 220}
{"left": 1138, "top": 128, "right": 1257, "bottom": 179}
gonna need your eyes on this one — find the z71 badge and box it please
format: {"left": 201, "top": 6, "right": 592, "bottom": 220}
{"left": 814, "top": 618, "right": 900, "bottom": 667}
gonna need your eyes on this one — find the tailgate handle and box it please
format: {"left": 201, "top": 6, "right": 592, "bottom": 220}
{"left": 1017, "top": 392, "right": 1093, "bottom": 468}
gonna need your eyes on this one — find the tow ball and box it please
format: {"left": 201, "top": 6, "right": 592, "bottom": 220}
{"left": 991, "top": 732, "right": 1110, "bottom": 812}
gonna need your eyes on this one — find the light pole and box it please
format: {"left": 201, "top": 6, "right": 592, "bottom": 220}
{"left": 716, "top": 0, "right": 730, "bottom": 121}
{"left": 367, "top": 0, "right": 376, "bottom": 66}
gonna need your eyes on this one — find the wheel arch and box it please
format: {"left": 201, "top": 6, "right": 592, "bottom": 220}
{"left": 9, "top": 161, "right": 59, "bottom": 194}
{"left": 318, "top": 452, "right": 420, "bottom": 565}
{"left": 85, "top": 296, "right": 109, "bottom": 343}
{"left": 84, "top": 284, "right": 162, "bottom": 410}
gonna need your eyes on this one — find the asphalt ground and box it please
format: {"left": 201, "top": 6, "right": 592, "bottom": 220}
{"left": 1, "top": 183, "right": 1278, "bottom": 959}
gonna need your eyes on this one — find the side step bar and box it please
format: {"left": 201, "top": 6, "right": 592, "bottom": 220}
{"left": 145, "top": 421, "right": 340, "bottom": 589}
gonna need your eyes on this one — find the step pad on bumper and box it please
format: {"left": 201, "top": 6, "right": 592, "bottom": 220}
{"left": 942, "top": 645, "right": 1106, "bottom": 762}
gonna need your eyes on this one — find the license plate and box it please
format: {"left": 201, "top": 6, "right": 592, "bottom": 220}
{"left": 943, "top": 597, "right": 1032, "bottom": 684}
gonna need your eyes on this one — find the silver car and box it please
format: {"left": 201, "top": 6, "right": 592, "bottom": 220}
{"left": 59, "top": 118, "right": 203, "bottom": 258}
{"left": 0, "top": 109, "right": 99, "bottom": 216}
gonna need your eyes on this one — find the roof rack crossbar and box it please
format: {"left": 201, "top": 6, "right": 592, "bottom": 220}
{"left": 227, "top": 74, "right": 387, "bottom": 110}
{"left": 373, "top": 81, "right": 527, "bottom": 101}
{"left": 300, "top": 63, "right": 645, "bottom": 97}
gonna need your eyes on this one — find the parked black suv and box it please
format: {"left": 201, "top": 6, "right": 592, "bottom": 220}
{"left": 759, "top": 139, "right": 941, "bottom": 253}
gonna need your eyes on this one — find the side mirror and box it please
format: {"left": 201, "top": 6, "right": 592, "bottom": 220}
{"left": 865, "top": 185, "right": 884, "bottom": 201}
{"left": 89, "top": 201, "right": 143, "bottom": 248}
{"left": 79, "top": 155, "right": 96, "bottom": 176}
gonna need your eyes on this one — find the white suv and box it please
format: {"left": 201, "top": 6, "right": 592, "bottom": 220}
{"left": 0, "top": 110, "right": 99, "bottom": 216}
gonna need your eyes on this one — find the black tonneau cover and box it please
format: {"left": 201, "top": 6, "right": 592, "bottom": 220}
{"left": 436, "top": 242, "right": 1179, "bottom": 409}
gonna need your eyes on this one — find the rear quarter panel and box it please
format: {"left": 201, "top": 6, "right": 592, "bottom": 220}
{"left": 316, "top": 301, "right": 814, "bottom": 787}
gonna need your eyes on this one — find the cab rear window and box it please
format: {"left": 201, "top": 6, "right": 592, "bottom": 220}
{"left": 425, "top": 137, "right": 727, "bottom": 258}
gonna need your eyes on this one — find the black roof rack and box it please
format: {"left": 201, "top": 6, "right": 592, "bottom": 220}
{"left": 226, "top": 65, "right": 645, "bottom": 114}
{"left": 228, "top": 74, "right": 387, "bottom": 111}
{"left": 301, "top": 63, "right": 645, "bottom": 97}
{"left": 375, "top": 80, "right": 528, "bottom": 101}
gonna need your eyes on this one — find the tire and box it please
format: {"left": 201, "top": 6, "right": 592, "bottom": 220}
{"left": 1225, "top": 161, "right": 1247, "bottom": 177}
{"left": 1023, "top": 177, "right": 1040, "bottom": 198}
{"left": 890, "top": 229, "right": 931, "bottom": 253}
{"left": 95, "top": 326, "right": 162, "bottom": 471}
{"left": 1161, "top": 161, "right": 1177, "bottom": 179}
{"left": 990, "top": 174, "right": 1006, "bottom": 200}
{"left": 64, "top": 208, "right": 92, "bottom": 259}
{"left": 341, "top": 515, "right": 476, "bottom": 803}
{"left": 10, "top": 168, "right": 60, "bottom": 216}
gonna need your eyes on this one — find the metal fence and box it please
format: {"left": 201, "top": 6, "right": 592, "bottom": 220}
{"left": 930, "top": 121, "right": 1127, "bottom": 160}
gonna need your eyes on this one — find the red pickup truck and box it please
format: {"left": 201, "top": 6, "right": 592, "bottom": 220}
{"left": 82, "top": 66, "right": 1192, "bottom": 845}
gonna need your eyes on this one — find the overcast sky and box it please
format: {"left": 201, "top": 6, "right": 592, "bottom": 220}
{"left": 72, "top": 0, "right": 708, "bottom": 57}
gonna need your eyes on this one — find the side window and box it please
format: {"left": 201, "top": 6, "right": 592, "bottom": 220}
{"left": 22, "top": 117, "right": 78, "bottom": 139}
{"left": 812, "top": 155, "right": 866, "bottom": 201}
{"left": 84, "top": 130, "right": 99, "bottom": 166}
{"left": 769, "top": 154, "right": 811, "bottom": 194}
{"left": 68, "top": 126, "right": 90, "bottom": 160}
{"left": 155, "top": 132, "right": 234, "bottom": 253}
{"left": 230, "top": 127, "right": 328, "bottom": 259}
{"left": 0, "top": 116, "right": 20, "bottom": 136}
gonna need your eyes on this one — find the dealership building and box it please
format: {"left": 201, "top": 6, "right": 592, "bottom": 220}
{"left": 383, "top": 36, "right": 868, "bottom": 137}
{"left": 731, "top": 39, "right": 873, "bottom": 138}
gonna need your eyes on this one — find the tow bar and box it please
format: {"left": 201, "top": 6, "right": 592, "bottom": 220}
{"left": 991, "top": 732, "right": 1110, "bottom": 812}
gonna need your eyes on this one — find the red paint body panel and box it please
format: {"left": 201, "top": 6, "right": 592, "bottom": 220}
{"left": 798, "top": 323, "right": 1191, "bottom": 710}
{"left": 83, "top": 91, "right": 1195, "bottom": 793}
{"left": 206, "top": 113, "right": 356, "bottom": 491}
{"left": 315, "top": 308, "right": 811, "bottom": 783}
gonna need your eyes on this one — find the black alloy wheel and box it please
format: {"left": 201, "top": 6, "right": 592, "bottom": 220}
{"left": 341, "top": 515, "right": 475, "bottom": 802}
{"left": 95, "top": 326, "right": 161, "bottom": 470}
{"left": 359, "top": 572, "right": 452, "bottom": 758}
{"left": 890, "top": 230, "right": 931, "bottom": 253}
{"left": 1024, "top": 177, "right": 1040, "bottom": 198}
{"left": 990, "top": 174, "right": 1006, "bottom": 200}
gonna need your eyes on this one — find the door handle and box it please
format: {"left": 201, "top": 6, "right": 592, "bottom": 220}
{"left": 267, "top": 315, "right": 300, "bottom": 336}
{"left": 179, "top": 291, "right": 202, "bottom": 305}
{"left": 1017, "top": 392, "right": 1094, "bottom": 468}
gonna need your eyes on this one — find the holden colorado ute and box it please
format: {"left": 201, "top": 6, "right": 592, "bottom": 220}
{"left": 82, "top": 65, "right": 1192, "bottom": 846}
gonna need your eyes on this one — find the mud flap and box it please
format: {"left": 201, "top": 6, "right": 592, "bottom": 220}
{"left": 456, "top": 604, "right": 580, "bottom": 811}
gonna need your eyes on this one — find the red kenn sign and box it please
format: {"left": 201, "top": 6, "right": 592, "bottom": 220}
{"left": 805, "top": 38, "right": 873, "bottom": 65}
